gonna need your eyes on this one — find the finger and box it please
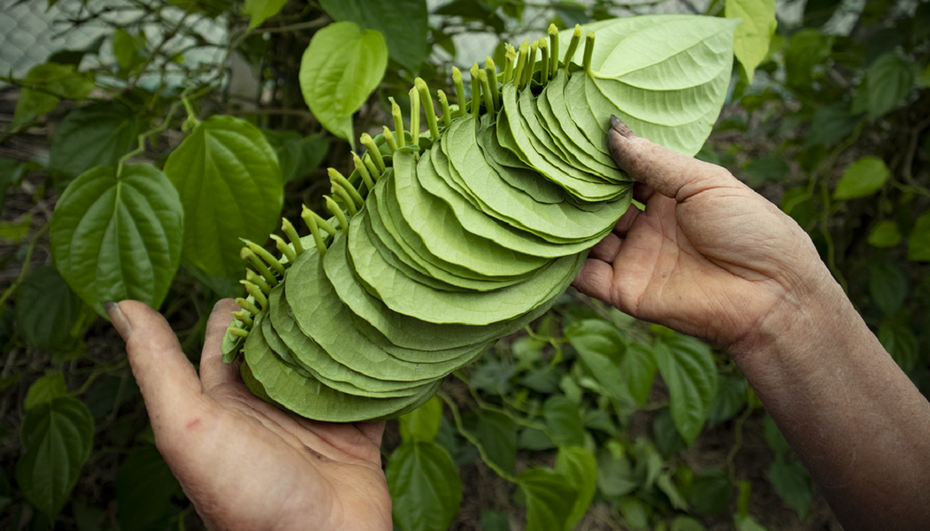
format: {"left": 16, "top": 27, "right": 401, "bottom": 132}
{"left": 200, "top": 299, "right": 243, "bottom": 391}
{"left": 356, "top": 421, "right": 386, "bottom": 448}
{"left": 609, "top": 116, "right": 741, "bottom": 201}
{"left": 589, "top": 232, "right": 621, "bottom": 263}
{"left": 632, "top": 182, "right": 655, "bottom": 204}
{"left": 570, "top": 259, "right": 617, "bottom": 306}
{"left": 115, "top": 300, "right": 204, "bottom": 424}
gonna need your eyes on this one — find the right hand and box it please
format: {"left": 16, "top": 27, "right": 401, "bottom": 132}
{"left": 572, "top": 117, "right": 836, "bottom": 354}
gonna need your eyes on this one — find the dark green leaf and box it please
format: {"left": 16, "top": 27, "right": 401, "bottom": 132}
{"left": 112, "top": 29, "right": 145, "bottom": 69}
{"left": 474, "top": 410, "right": 517, "bottom": 473}
{"left": 653, "top": 408, "right": 687, "bottom": 458}
{"left": 868, "top": 256, "right": 908, "bottom": 316}
{"left": 386, "top": 441, "right": 462, "bottom": 531}
{"left": 0, "top": 159, "right": 25, "bottom": 218}
{"left": 543, "top": 396, "right": 585, "bottom": 447}
{"left": 517, "top": 427, "right": 556, "bottom": 450}
{"left": 163, "top": 115, "right": 283, "bottom": 285}
{"left": 784, "top": 29, "right": 833, "bottom": 91}
{"left": 16, "top": 397, "right": 94, "bottom": 520}
{"left": 555, "top": 446, "right": 597, "bottom": 529}
{"left": 299, "top": 22, "right": 388, "bottom": 141}
{"left": 117, "top": 447, "right": 183, "bottom": 531}
{"left": 471, "top": 360, "right": 515, "bottom": 395}
{"left": 653, "top": 335, "right": 719, "bottom": 445}
{"left": 596, "top": 446, "right": 636, "bottom": 498}
{"left": 865, "top": 53, "right": 916, "bottom": 121}
{"left": 517, "top": 467, "right": 577, "bottom": 531}
{"left": 480, "top": 509, "right": 509, "bottom": 531}
{"left": 624, "top": 342, "right": 657, "bottom": 406}
{"left": 878, "top": 318, "right": 918, "bottom": 373}
{"left": 16, "top": 265, "right": 84, "bottom": 352}
{"left": 24, "top": 373, "right": 68, "bottom": 410}
{"left": 399, "top": 396, "right": 443, "bottom": 443}
{"left": 908, "top": 211, "right": 930, "bottom": 261}
{"left": 50, "top": 164, "right": 184, "bottom": 316}
{"left": 618, "top": 497, "right": 651, "bottom": 530}
{"left": 566, "top": 319, "right": 630, "bottom": 401}
{"left": 670, "top": 515, "right": 706, "bottom": 531}
{"left": 276, "top": 133, "right": 328, "bottom": 183}
{"left": 805, "top": 103, "right": 858, "bottom": 148}
{"left": 690, "top": 467, "right": 731, "bottom": 515}
{"left": 319, "top": 0, "right": 428, "bottom": 72}
{"left": 734, "top": 513, "right": 769, "bottom": 531}
{"left": 762, "top": 414, "right": 791, "bottom": 456}
{"left": 49, "top": 101, "right": 139, "bottom": 190}
{"left": 706, "top": 375, "right": 747, "bottom": 426}
{"left": 768, "top": 459, "right": 812, "bottom": 518}
{"left": 802, "top": 0, "right": 841, "bottom": 27}
{"left": 833, "top": 156, "right": 890, "bottom": 200}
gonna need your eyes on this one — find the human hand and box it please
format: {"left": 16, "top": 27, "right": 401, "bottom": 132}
{"left": 106, "top": 300, "right": 391, "bottom": 531}
{"left": 572, "top": 117, "right": 836, "bottom": 353}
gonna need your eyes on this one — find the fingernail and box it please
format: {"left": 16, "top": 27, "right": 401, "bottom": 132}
{"left": 105, "top": 301, "right": 133, "bottom": 342}
{"left": 610, "top": 115, "right": 635, "bottom": 138}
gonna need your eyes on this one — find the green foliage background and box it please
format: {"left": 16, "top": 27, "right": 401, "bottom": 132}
{"left": 0, "top": 0, "right": 928, "bottom": 529}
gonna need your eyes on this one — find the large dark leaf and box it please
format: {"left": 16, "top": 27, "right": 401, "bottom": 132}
{"left": 16, "top": 265, "right": 84, "bottom": 351}
{"left": 319, "top": 0, "right": 428, "bottom": 72}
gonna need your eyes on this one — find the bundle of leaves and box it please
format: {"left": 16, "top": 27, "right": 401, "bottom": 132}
{"left": 221, "top": 15, "right": 737, "bottom": 421}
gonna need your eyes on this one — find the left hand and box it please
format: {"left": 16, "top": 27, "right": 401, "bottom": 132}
{"left": 107, "top": 299, "right": 392, "bottom": 531}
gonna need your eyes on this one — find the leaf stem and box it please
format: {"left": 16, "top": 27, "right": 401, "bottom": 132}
{"left": 437, "top": 390, "right": 519, "bottom": 484}
{"left": 452, "top": 67, "right": 467, "bottom": 118}
{"left": 563, "top": 25, "right": 582, "bottom": 70}
{"left": 548, "top": 24, "right": 559, "bottom": 77}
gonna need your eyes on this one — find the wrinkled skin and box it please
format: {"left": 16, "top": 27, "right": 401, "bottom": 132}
{"left": 108, "top": 300, "right": 391, "bottom": 531}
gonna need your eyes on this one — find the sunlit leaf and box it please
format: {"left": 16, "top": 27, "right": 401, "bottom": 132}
{"left": 399, "top": 396, "right": 443, "bottom": 443}
{"left": 833, "top": 156, "right": 889, "bottom": 200}
{"left": 725, "top": 0, "right": 776, "bottom": 83}
{"left": 243, "top": 0, "right": 288, "bottom": 29}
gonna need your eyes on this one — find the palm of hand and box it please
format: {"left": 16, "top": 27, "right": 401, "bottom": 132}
{"left": 114, "top": 300, "right": 392, "bottom": 531}
{"left": 573, "top": 133, "right": 825, "bottom": 350}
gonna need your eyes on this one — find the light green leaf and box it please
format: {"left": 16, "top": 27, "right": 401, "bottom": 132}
{"left": 399, "top": 396, "right": 443, "bottom": 443}
{"left": 16, "top": 265, "right": 84, "bottom": 352}
{"left": 833, "top": 156, "right": 889, "bottom": 200}
{"left": 670, "top": 516, "right": 706, "bottom": 531}
{"left": 555, "top": 446, "right": 597, "bottom": 529}
{"left": 596, "top": 446, "right": 636, "bottom": 498}
{"left": 517, "top": 468, "right": 578, "bottom": 531}
{"left": 11, "top": 63, "right": 95, "bottom": 131}
{"left": 474, "top": 410, "right": 518, "bottom": 473}
{"left": 653, "top": 335, "right": 718, "bottom": 445}
{"left": 319, "top": 0, "right": 428, "bottom": 72}
{"left": 112, "top": 29, "right": 145, "bottom": 69}
{"left": 24, "top": 374, "right": 68, "bottom": 410}
{"left": 734, "top": 513, "right": 769, "bottom": 531}
{"left": 243, "top": 0, "right": 288, "bottom": 29}
{"left": 0, "top": 214, "right": 32, "bottom": 242}
{"left": 865, "top": 53, "right": 917, "bottom": 121}
{"left": 386, "top": 441, "right": 462, "bottom": 531}
{"left": 164, "top": 115, "right": 282, "bottom": 286}
{"left": 49, "top": 101, "right": 139, "bottom": 190}
{"left": 299, "top": 21, "right": 388, "bottom": 142}
{"left": 116, "top": 447, "right": 183, "bottom": 531}
{"left": 50, "top": 164, "right": 184, "bottom": 317}
{"left": 768, "top": 459, "right": 812, "bottom": 518}
{"left": 543, "top": 396, "right": 586, "bottom": 447}
{"left": 566, "top": 319, "right": 630, "bottom": 402}
{"left": 868, "top": 220, "right": 902, "bottom": 248}
{"left": 16, "top": 397, "right": 94, "bottom": 520}
{"left": 725, "top": 0, "right": 776, "bottom": 84}
{"left": 907, "top": 211, "right": 930, "bottom": 261}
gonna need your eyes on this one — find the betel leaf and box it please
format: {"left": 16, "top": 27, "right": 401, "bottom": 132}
{"left": 554, "top": 446, "right": 597, "bottom": 530}
{"left": 908, "top": 211, "right": 930, "bottom": 261}
{"left": 865, "top": 52, "right": 917, "bottom": 121}
{"left": 15, "top": 265, "right": 84, "bottom": 351}
{"left": 868, "top": 255, "right": 908, "bottom": 316}
{"left": 50, "top": 164, "right": 184, "bottom": 317}
{"left": 386, "top": 441, "right": 462, "bottom": 531}
{"left": 319, "top": 0, "right": 428, "bottom": 72}
{"left": 299, "top": 21, "right": 388, "bottom": 142}
{"left": 543, "top": 396, "right": 586, "bottom": 447}
{"left": 833, "top": 156, "right": 889, "bottom": 200}
{"left": 690, "top": 467, "right": 731, "bottom": 515}
{"left": 260, "top": 130, "right": 328, "bottom": 183}
{"left": 112, "top": 29, "right": 145, "bottom": 70}
{"left": 566, "top": 319, "right": 630, "bottom": 402}
{"left": 868, "top": 220, "right": 902, "bottom": 248}
{"left": 399, "top": 395, "right": 443, "bottom": 443}
{"left": 784, "top": 29, "right": 833, "bottom": 91}
{"left": 653, "top": 334, "right": 718, "bottom": 445}
{"left": 164, "top": 115, "right": 282, "bottom": 284}
{"left": 768, "top": 459, "right": 812, "bottom": 518}
{"left": 517, "top": 467, "right": 578, "bottom": 531}
{"left": 10, "top": 63, "right": 95, "bottom": 132}
{"left": 15, "top": 397, "right": 94, "bottom": 520}
{"left": 725, "top": 0, "right": 776, "bottom": 83}
{"left": 243, "top": 0, "right": 288, "bottom": 29}
{"left": 48, "top": 101, "right": 139, "bottom": 190}
{"left": 624, "top": 342, "right": 657, "bottom": 406}
{"left": 802, "top": 0, "right": 841, "bottom": 27}
{"left": 24, "top": 373, "right": 68, "bottom": 411}
{"left": 116, "top": 447, "right": 183, "bottom": 531}
{"left": 473, "top": 410, "right": 518, "bottom": 473}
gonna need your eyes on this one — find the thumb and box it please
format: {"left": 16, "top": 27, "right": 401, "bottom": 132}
{"left": 608, "top": 115, "right": 741, "bottom": 201}
{"left": 106, "top": 301, "right": 203, "bottom": 430}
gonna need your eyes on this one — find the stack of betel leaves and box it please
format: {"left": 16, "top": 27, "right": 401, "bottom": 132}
{"left": 221, "top": 15, "right": 737, "bottom": 422}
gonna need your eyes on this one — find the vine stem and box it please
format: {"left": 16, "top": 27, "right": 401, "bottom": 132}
{"left": 726, "top": 405, "right": 754, "bottom": 483}
{"left": 437, "top": 390, "right": 519, "bottom": 484}
{"left": 0, "top": 223, "right": 51, "bottom": 309}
